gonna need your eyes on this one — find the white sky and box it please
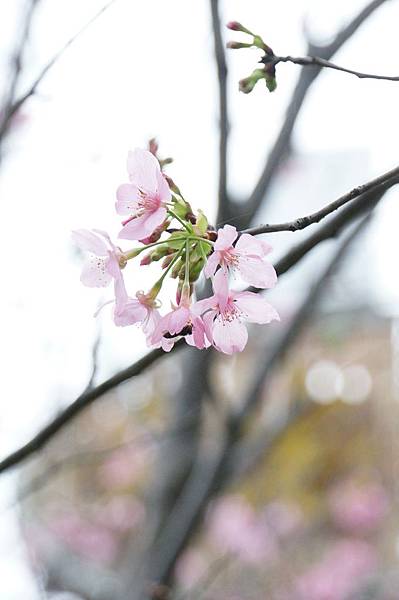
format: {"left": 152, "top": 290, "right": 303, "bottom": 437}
{"left": 0, "top": 0, "right": 399, "bottom": 596}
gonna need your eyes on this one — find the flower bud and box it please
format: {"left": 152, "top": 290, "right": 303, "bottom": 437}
{"left": 140, "top": 219, "right": 170, "bottom": 244}
{"left": 226, "top": 41, "right": 251, "bottom": 49}
{"left": 140, "top": 252, "right": 152, "bottom": 266}
{"left": 239, "top": 68, "right": 265, "bottom": 94}
{"left": 226, "top": 21, "right": 253, "bottom": 35}
{"left": 161, "top": 253, "right": 176, "bottom": 269}
{"left": 148, "top": 137, "right": 158, "bottom": 156}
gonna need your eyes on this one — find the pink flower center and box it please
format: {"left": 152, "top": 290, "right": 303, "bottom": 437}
{"left": 220, "top": 248, "right": 239, "bottom": 269}
{"left": 219, "top": 298, "right": 241, "bottom": 324}
{"left": 137, "top": 188, "right": 161, "bottom": 213}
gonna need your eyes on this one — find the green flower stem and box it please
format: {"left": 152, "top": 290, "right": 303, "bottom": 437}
{"left": 167, "top": 209, "right": 192, "bottom": 232}
{"left": 125, "top": 237, "right": 187, "bottom": 260}
{"left": 148, "top": 248, "right": 184, "bottom": 299}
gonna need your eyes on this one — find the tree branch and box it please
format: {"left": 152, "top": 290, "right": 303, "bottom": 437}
{"left": 235, "top": 0, "right": 389, "bottom": 228}
{"left": 210, "top": 0, "right": 230, "bottom": 224}
{"left": 273, "top": 54, "right": 399, "bottom": 82}
{"left": 0, "top": 0, "right": 117, "bottom": 145}
{"left": 242, "top": 163, "right": 399, "bottom": 236}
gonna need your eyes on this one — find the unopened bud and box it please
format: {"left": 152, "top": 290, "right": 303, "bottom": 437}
{"left": 148, "top": 138, "right": 158, "bottom": 156}
{"left": 140, "top": 220, "right": 170, "bottom": 244}
{"left": 161, "top": 253, "right": 176, "bottom": 269}
{"left": 226, "top": 41, "right": 251, "bottom": 50}
{"left": 140, "top": 252, "right": 152, "bottom": 266}
{"left": 239, "top": 68, "right": 265, "bottom": 94}
{"left": 226, "top": 21, "right": 253, "bottom": 35}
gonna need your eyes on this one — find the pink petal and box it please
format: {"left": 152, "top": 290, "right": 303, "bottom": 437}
{"left": 142, "top": 206, "right": 167, "bottom": 237}
{"left": 212, "top": 269, "right": 229, "bottom": 310}
{"left": 72, "top": 229, "right": 108, "bottom": 256}
{"left": 191, "top": 316, "right": 207, "bottom": 349}
{"left": 214, "top": 224, "right": 238, "bottom": 251}
{"left": 233, "top": 292, "right": 280, "bottom": 324}
{"left": 192, "top": 297, "right": 216, "bottom": 315}
{"left": 114, "top": 299, "right": 147, "bottom": 327}
{"left": 168, "top": 306, "right": 190, "bottom": 334}
{"left": 115, "top": 183, "right": 140, "bottom": 215}
{"left": 202, "top": 310, "right": 217, "bottom": 343}
{"left": 127, "top": 148, "right": 160, "bottom": 193}
{"left": 212, "top": 318, "right": 248, "bottom": 354}
{"left": 237, "top": 256, "right": 277, "bottom": 288}
{"left": 113, "top": 271, "right": 129, "bottom": 309}
{"left": 235, "top": 233, "right": 271, "bottom": 257}
{"left": 155, "top": 169, "right": 172, "bottom": 204}
{"left": 118, "top": 214, "right": 150, "bottom": 240}
{"left": 80, "top": 256, "right": 112, "bottom": 288}
{"left": 204, "top": 251, "right": 220, "bottom": 279}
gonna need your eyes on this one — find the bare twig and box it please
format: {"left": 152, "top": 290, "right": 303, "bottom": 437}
{"left": 273, "top": 54, "right": 399, "bottom": 82}
{"left": 210, "top": 0, "right": 230, "bottom": 224}
{"left": 242, "top": 163, "right": 399, "bottom": 236}
{"left": 237, "top": 0, "right": 389, "bottom": 228}
{"left": 0, "top": 0, "right": 117, "bottom": 144}
{"left": 0, "top": 0, "right": 40, "bottom": 120}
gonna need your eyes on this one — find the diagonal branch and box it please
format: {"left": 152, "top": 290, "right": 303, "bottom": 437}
{"left": 210, "top": 0, "right": 230, "bottom": 224}
{"left": 0, "top": 0, "right": 117, "bottom": 145}
{"left": 235, "top": 0, "right": 389, "bottom": 228}
{"left": 242, "top": 163, "right": 399, "bottom": 236}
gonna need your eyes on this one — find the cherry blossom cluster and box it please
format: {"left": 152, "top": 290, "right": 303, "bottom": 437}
{"left": 73, "top": 147, "right": 279, "bottom": 354}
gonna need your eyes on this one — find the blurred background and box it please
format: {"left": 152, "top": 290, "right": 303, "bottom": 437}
{"left": 1, "top": 0, "right": 399, "bottom": 598}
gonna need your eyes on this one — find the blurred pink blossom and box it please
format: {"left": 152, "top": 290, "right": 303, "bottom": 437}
{"left": 262, "top": 500, "right": 303, "bottom": 538}
{"left": 328, "top": 480, "right": 389, "bottom": 534}
{"left": 175, "top": 548, "right": 208, "bottom": 589}
{"left": 207, "top": 495, "right": 278, "bottom": 564}
{"left": 295, "top": 538, "right": 377, "bottom": 600}
{"left": 98, "top": 442, "right": 153, "bottom": 488}
{"left": 48, "top": 513, "right": 119, "bottom": 564}
{"left": 96, "top": 496, "right": 145, "bottom": 533}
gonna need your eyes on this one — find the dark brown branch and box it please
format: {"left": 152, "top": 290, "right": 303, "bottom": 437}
{"left": 0, "top": 344, "right": 182, "bottom": 475}
{"left": 0, "top": 0, "right": 117, "bottom": 144}
{"left": 236, "top": 0, "right": 389, "bottom": 228}
{"left": 242, "top": 164, "right": 399, "bottom": 236}
{"left": 210, "top": 0, "right": 230, "bottom": 224}
{"left": 274, "top": 54, "right": 399, "bottom": 82}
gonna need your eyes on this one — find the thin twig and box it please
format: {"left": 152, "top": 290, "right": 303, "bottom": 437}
{"left": 210, "top": 0, "right": 230, "bottom": 224}
{"left": 242, "top": 164, "right": 399, "bottom": 236}
{"left": 0, "top": 0, "right": 118, "bottom": 143}
{"left": 239, "top": 0, "right": 389, "bottom": 228}
{"left": 274, "top": 54, "right": 399, "bottom": 82}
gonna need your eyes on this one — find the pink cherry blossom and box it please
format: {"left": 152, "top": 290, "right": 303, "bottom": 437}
{"left": 205, "top": 224, "right": 277, "bottom": 288}
{"left": 72, "top": 228, "right": 125, "bottom": 288}
{"left": 151, "top": 289, "right": 208, "bottom": 351}
{"left": 116, "top": 148, "right": 171, "bottom": 240}
{"left": 195, "top": 269, "right": 279, "bottom": 355}
{"left": 113, "top": 287, "right": 161, "bottom": 343}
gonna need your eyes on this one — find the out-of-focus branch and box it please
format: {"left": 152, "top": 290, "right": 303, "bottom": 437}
{"left": 210, "top": 0, "right": 230, "bottom": 224}
{"left": 235, "top": 0, "right": 389, "bottom": 228}
{"left": 0, "top": 345, "right": 182, "bottom": 475}
{"left": 0, "top": 0, "right": 117, "bottom": 147}
{"left": 0, "top": 176, "right": 392, "bottom": 477}
{"left": 145, "top": 216, "right": 372, "bottom": 591}
{"left": 242, "top": 163, "right": 399, "bottom": 236}
{"left": 0, "top": 0, "right": 41, "bottom": 137}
